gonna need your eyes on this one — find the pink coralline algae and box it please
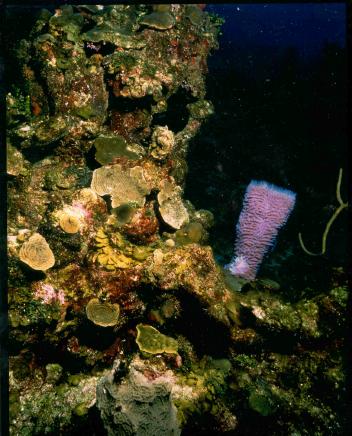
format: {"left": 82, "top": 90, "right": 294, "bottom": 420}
{"left": 71, "top": 202, "right": 92, "bottom": 221}
{"left": 226, "top": 180, "right": 296, "bottom": 280}
{"left": 34, "top": 283, "right": 65, "bottom": 305}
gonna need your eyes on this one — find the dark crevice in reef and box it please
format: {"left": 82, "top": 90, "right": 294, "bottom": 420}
{"left": 28, "top": 56, "right": 57, "bottom": 116}
{"left": 84, "top": 145, "right": 101, "bottom": 171}
{"left": 21, "top": 139, "right": 61, "bottom": 163}
{"left": 236, "top": 308, "right": 298, "bottom": 354}
{"left": 4, "top": 7, "right": 44, "bottom": 90}
{"left": 80, "top": 17, "right": 99, "bottom": 35}
{"left": 175, "top": 290, "right": 232, "bottom": 358}
{"left": 105, "top": 90, "right": 155, "bottom": 137}
{"left": 135, "top": 286, "right": 232, "bottom": 359}
{"left": 9, "top": 334, "right": 91, "bottom": 377}
{"left": 60, "top": 406, "right": 108, "bottom": 436}
{"left": 16, "top": 263, "right": 46, "bottom": 282}
{"left": 83, "top": 42, "right": 101, "bottom": 59}
{"left": 182, "top": 416, "right": 229, "bottom": 436}
{"left": 84, "top": 41, "right": 116, "bottom": 58}
{"left": 151, "top": 87, "right": 197, "bottom": 133}
{"left": 107, "top": 84, "right": 155, "bottom": 113}
{"left": 35, "top": 340, "right": 90, "bottom": 374}
{"left": 74, "top": 320, "right": 118, "bottom": 352}
{"left": 102, "top": 195, "right": 113, "bottom": 213}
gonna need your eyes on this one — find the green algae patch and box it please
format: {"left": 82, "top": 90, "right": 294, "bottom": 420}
{"left": 94, "top": 135, "right": 140, "bottom": 165}
{"left": 112, "top": 203, "right": 137, "bottom": 226}
{"left": 248, "top": 390, "right": 275, "bottom": 416}
{"left": 45, "top": 363, "right": 63, "bottom": 384}
{"left": 132, "top": 245, "right": 152, "bottom": 261}
{"left": 73, "top": 403, "right": 89, "bottom": 416}
{"left": 139, "top": 11, "right": 175, "bottom": 30}
{"left": 185, "top": 5, "right": 204, "bottom": 26}
{"left": 83, "top": 24, "right": 146, "bottom": 49}
{"left": 175, "top": 222, "right": 204, "bottom": 245}
{"left": 136, "top": 324, "right": 178, "bottom": 354}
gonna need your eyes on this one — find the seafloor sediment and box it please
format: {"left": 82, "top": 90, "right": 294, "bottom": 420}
{"left": 7, "top": 5, "right": 348, "bottom": 435}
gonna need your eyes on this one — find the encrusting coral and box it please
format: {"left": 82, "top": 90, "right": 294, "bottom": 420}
{"left": 139, "top": 5, "right": 176, "bottom": 31}
{"left": 90, "top": 228, "right": 135, "bottom": 271}
{"left": 157, "top": 180, "right": 190, "bottom": 229}
{"left": 149, "top": 125, "right": 175, "bottom": 161}
{"left": 94, "top": 135, "right": 143, "bottom": 165}
{"left": 86, "top": 298, "right": 120, "bottom": 327}
{"left": 91, "top": 164, "right": 151, "bottom": 209}
{"left": 58, "top": 211, "right": 81, "bottom": 234}
{"left": 136, "top": 324, "right": 178, "bottom": 355}
{"left": 19, "top": 233, "right": 55, "bottom": 271}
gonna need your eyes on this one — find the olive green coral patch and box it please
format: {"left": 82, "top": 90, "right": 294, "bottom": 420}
{"left": 86, "top": 298, "right": 120, "bottom": 327}
{"left": 94, "top": 135, "right": 140, "bottom": 165}
{"left": 136, "top": 323, "right": 178, "bottom": 354}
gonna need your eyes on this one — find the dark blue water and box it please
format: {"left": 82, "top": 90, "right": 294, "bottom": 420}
{"left": 185, "top": 3, "right": 348, "bottom": 291}
{"left": 207, "top": 3, "right": 345, "bottom": 60}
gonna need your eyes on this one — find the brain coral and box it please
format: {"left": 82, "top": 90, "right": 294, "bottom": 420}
{"left": 96, "top": 357, "right": 181, "bottom": 436}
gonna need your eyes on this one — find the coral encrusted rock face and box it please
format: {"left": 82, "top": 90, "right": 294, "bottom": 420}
{"left": 7, "top": 4, "right": 229, "bottom": 435}
{"left": 11, "top": 5, "right": 348, "bottom": 436}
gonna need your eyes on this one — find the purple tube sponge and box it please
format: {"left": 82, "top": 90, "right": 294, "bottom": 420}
{"left": 225, "top": 180, "right": 296, "bottom": 280}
